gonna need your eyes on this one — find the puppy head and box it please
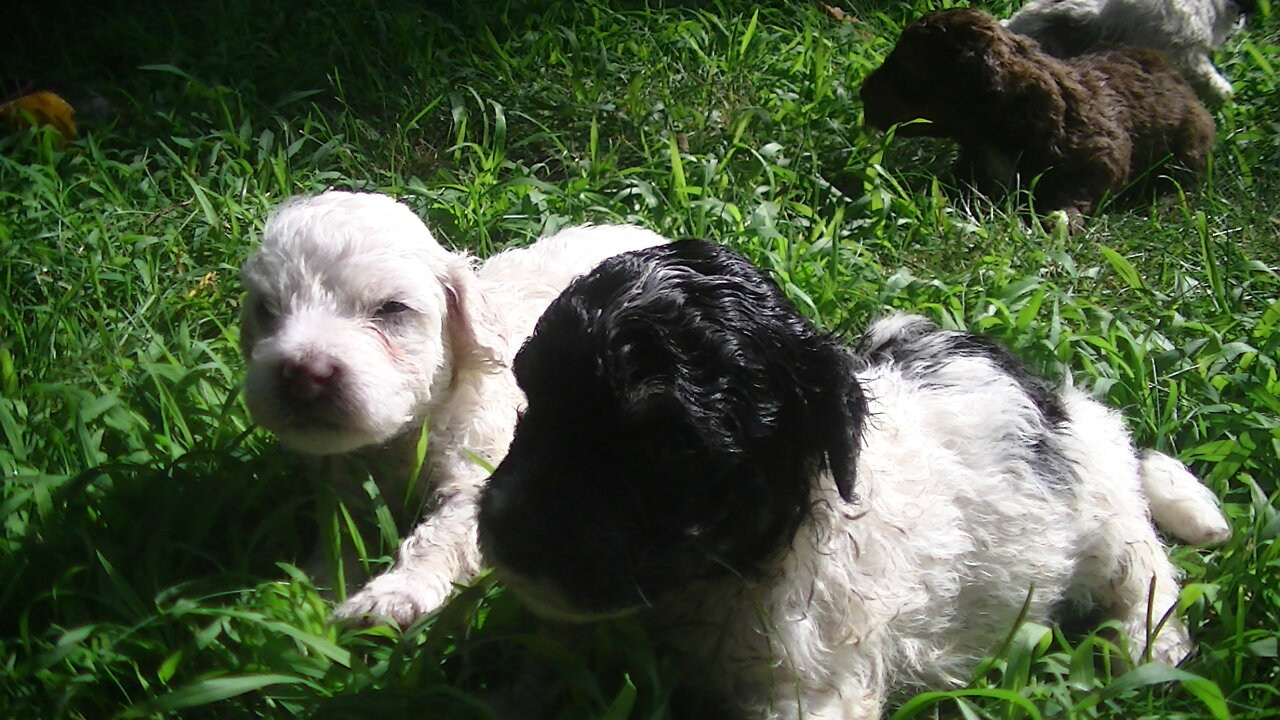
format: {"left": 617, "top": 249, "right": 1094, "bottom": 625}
{"left": 478, "top": 241, "right": 866, "bottom": 621}
{"left": 240, "top": 191, "right": 484, "bottom": 455}
{"left": 860, "top": 8, "right": 1031, "bottom": 137}
{"left": 1220, "top": 0, "right": 1255, "bottom": 43}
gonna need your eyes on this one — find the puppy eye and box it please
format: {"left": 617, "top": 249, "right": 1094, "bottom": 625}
{"left": 375, "top": 300, "right": 413, "bottom": 318}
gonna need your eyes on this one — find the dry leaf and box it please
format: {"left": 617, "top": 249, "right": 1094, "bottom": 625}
{"left": 818, "top": 2, "right": 858, "bottom": 24}
{"left": 188, "top": 271, "right": 219, "bottom": 298}
{"left": 1, "top": 90, "right": 78, "bottom": 142}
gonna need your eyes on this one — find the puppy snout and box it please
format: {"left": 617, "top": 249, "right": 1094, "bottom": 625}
{"left": 479, "top": 482, "right": 509, "bottom": 522}
{"left": 478, "top": 483, "right": 515, "bottom": 550}
{"left": 280, "top": 355, "right": 342, "bottom": 401}
{"left": 478, "top": 480, "right": 539, "bottom": 568}
{"left": 860, "top": 74, "right": 904, "bottom": 131}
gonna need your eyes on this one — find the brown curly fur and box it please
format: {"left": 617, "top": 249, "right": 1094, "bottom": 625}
{"left": 860, "top": 8, "right": 1215, "bottom": 221}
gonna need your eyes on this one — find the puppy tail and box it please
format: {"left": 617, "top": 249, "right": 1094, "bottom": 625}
{"left": 1139, "top": 450, "right": 1231, "bottom": 547}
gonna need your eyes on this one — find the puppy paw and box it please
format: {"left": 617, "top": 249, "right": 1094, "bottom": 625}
{"left": 1041, "top": 208, "right": 1085, "bottom": 236}
{"left": 1189, "top": 66, "right": 1234, "bottom": 105}
{"left": 1211, "top": 80, "right": 1234, "bottom": 104}
{"left": 1147, "top": 623, "right": 1194, "bottom": 666}
{"left": 331, "top": 572, "right": 452, "bottom": 628}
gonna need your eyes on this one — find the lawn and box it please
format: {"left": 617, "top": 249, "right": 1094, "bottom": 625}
{"left": 1, "top": 0, "right": 1277, "bottom": 718}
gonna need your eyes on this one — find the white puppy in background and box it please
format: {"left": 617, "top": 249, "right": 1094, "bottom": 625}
{"left": 239, "top": 190, "right": 667, "bottom": 625}
{"left": 1003, "top": 0, "right": 1254, "bottom": 103}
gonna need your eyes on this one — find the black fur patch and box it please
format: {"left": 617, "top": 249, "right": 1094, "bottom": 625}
{"left": 856, "top": 315, "right": 1067, "bottom": 426}
{"left": 855, "top": 315, "right": 1076, "bottom": 491}
{"left": 479, "top": 241, "right": 867, "bottom": 617}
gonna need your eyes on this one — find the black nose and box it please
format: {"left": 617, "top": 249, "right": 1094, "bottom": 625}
{"left": 477, "top": 478, "right": 516, "bottom": 558}
{"left": 478, "top": 481, "right": 508, "bottom": 526}
{"left": 280, "top": 355, "right": 341, "bottom": 401}
{"left": 478, "top": 473, "right": 550, "bottom": 575}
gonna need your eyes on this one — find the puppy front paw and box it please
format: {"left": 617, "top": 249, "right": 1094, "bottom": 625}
{"left": 1041, "top": 208, "right": 1086, "bottom": 235}
{"left": 1207, "top": 74, "right": 1234, "bottom": 104}
{"left": 331, "top": 572, "right": 452, "bottom": 628}
{"left": 1147, "top": 622, "right": 1194, "bottom": 666}
{"left": 1190, "top": 63, "right": 1234, "bottom": 104}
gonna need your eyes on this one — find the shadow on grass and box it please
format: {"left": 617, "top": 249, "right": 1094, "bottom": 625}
{"left": 0, "top": 446, "right": 314, "bottom": 634}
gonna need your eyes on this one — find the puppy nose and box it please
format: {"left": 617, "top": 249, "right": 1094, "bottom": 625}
{"left": 280, "top": 356, "right": 340, "bottom": 401}
{"left": 479, "top": 481, "right": 510, "bottom": 526}
{"left": 478, "top": 481, "right": 524, "bottom": 560}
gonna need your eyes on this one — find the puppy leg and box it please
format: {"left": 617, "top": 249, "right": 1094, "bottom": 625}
{"left": 1031, "top": 167, "right": 1103, "bottom": 229}
{"left": 1171, "top": 107, "right": 1216, "bottom": 179}
{"left": 803, "top": 688, "right": 883, "bottom": 720}
{"left": 1095, "top": 521, "right": 1192, "bottom": 665}
{"left": 1064, "top": 397, "right": 1193, "bottom": 664}
{"left": 735, "top": 650, "right": 886, "bottom": 720}
{"left": 1183, "top": 52, "right": 1234, "bottom": 104}
{"left": 332, "top": 487, "right": 482, "bottom": 627}
{"left": 1072, "top": 492, "right": 1190, "bottom": 665}
{"left": 742, "top": 683, "right": 884, "bottom": 720}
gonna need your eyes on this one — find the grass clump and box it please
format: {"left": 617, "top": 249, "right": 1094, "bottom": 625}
{"left": 2, "top": 0, "right": 1277, "bottom": 718}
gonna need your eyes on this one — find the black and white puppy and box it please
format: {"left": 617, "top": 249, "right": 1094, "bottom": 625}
{"left": 478, "top": 242, "right": 1228, "bottom": 720}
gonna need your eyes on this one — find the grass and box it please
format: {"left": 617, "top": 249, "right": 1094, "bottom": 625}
{"left": 1, "top": 0, "right": 1277, "bottom": 717}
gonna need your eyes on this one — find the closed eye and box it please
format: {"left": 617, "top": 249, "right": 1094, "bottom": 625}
{"left": 375, "top": 300, "right": 413, "bottom": 317}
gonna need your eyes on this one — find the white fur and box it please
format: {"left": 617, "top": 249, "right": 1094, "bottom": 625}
{"left": 1004, "top": 0, "right": 1249, "bottom": 103}
{"left": 647, "top": 314, "right": 1229, "bottom": 719}
{"left": 1141, "top": 450, "right": 1232, "bottom": 545}
{"left": 240, "top": 191, "right": 666, "bottom": 624}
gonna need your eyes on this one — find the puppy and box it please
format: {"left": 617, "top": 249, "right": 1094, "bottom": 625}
{"left": 239, "top": 190, "right": 667, "bottom": 625}
{"left": 1005, "top": 0, "right": 1254, "bottom": 104}
{"left": 478, "top": 241, "right": 1229, "bottom": 719}
{"left": 860, "top": 8, "right": 1215, "bottom": 224}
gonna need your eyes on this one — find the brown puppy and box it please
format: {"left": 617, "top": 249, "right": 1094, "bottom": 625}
{"left": 860, "top": 8, "right": 1215, "bottom": 224}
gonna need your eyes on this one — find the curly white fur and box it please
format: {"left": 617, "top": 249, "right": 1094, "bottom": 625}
{"left": 239, "top": 191, "right": 666, "bottom": 624}
{"left": 1004, "top": 0, "right": 1250, "bottom": 102}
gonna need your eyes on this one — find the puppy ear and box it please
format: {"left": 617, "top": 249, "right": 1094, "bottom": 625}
{"left": 440, "top": 260, "right": 503, "bottom": 371}
{"left": 238, "top": 254, "right": 272, "bottom": 359}
{"left": 1003, "top": 61, "right": 1068, "bottom": 149}
{"left": 961, "top": 26, "right": 1012, "bottom": 98}
{"left": 816, "top": 355, "right": 867, "bottom": 503}
{"left": 979, "top": 27, "right": 1067, "bottom": 139}
{"left": 238, "top": 295, "right": 262, "bottom": 359}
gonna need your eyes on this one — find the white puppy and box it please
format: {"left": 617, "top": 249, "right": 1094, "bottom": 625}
{"left": 1004, "top": 0, "right": 1253, "bottom": 103}
{"left": 239, "top": 190, "right": 667, "bottom": 624}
